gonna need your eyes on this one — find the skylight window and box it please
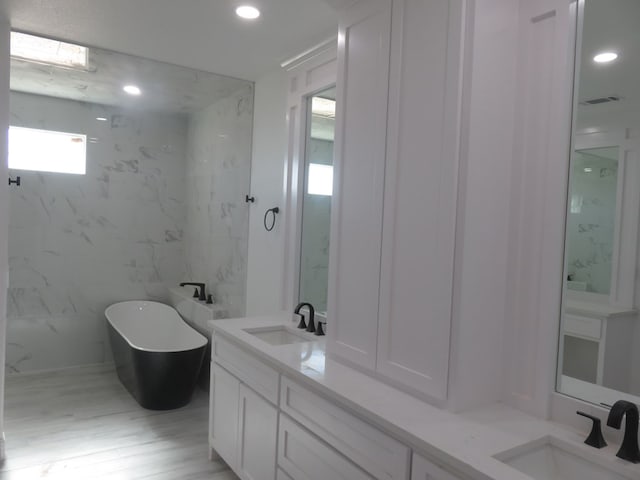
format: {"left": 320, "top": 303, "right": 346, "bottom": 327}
{"left": 10, "top": 32, "right": 89, "bottom": 69}
{"left": 311, "top": 97, "right": 336, "bottom": 118}
{"left": 9, "top": 126, "right": 87, "bottom": 175}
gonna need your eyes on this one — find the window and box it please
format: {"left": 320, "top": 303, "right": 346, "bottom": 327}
{"left": 307, "top": 163, "right": 333, "bottom": 196}
{"left": 9, "top": 126, "right": 87, "bottom": 175}
{"left": 11, "top": 32, "right": 89, "bottom": 70}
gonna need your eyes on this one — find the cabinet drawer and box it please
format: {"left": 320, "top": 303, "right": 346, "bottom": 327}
{"left": 278, "top": 414, "right": 375, "bottom": 480}
{"left": 564, "top": 314, "right": 601, "bottom": 340}
{"left": 213, "top": 333, "right": 279, "bottom": 404}
{"left": 280, "top": 376, "right": 410, "bottom": 480}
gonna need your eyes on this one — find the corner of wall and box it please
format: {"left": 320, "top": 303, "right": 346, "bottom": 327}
{"left": 245, "top": 68, "right": 289, "bottom": 316}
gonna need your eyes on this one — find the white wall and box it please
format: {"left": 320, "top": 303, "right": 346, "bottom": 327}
{"left": 245, "top": 68, "right": 288, "bottom": 315}
{"left": 0, "top": 17, "right": 9, "bottom": 459}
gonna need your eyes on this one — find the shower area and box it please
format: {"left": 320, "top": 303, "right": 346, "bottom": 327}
{"left": 6, "top": 32, "right": 254, "bottom": 374}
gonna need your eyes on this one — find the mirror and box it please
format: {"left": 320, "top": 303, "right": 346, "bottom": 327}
{"left": 298, "top": 87, "right": 336, "bottom": 314}
{"left": 6, "top": 32, "right": 253, "bottom": 373}
{"left": 557, "top": 0, "right": 640, "bottom": 405}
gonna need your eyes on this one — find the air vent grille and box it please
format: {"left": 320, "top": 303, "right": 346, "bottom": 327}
{"left": 580, "top": 95, "right": 621, "bottom": 106}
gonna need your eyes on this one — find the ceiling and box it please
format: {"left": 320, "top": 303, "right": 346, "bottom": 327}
{"left": 0, "top": 0, "right": 341, "bottom": 82}
{"left": 577, "top": 0, "right": 640, "bottom": 115}
{"left": 10, "top": 43, "right": 251, "bottom": 114}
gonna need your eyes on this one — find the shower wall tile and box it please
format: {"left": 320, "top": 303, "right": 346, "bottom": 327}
{"left": 184, "top": 84, "right": 254, "bottom": 318}
{"left": 7, "top": 92, "right": 188, "bottom": 373}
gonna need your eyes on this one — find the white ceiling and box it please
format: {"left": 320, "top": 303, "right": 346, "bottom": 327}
{"left": 0, "top": 0, "right": 341, "bottom": 81}
{"left": 578, "top": 0, "right": 640, "bottom": 113}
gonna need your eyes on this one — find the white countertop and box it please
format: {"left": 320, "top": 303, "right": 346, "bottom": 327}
{"left": 209, "top": 313, "right": 640, "bottom": 480}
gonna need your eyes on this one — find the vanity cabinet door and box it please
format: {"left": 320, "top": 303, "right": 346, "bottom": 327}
{"left": 237, "top": 384, "right": 278, "bottom": 480}
{"left": 210, "top": 363, "right": 240, "bottom": 469}
{"left": 411, "top": 453, "right": 466, "bottom": 480}
{"left": 327, "top": 0, "right": 392, "bottom": 371}
{"left": 375, "top": 0, "right": 465, "bottom": 402}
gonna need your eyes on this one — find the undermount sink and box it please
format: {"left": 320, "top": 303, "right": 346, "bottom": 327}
{"left": 495, "top": 436, "right": 635, "bottom": 480}
{"left": 243, "top": 326, "right": 314, "bottom": 346}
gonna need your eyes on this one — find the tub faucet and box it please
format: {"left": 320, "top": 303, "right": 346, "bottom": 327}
{"left": 294, "top": 302, "right": 315, "bottom": 333}
{"left": 606, "top": 400, "right": 640, "bottom": 463}
{"left": 179, "top": 282, "right": 206, "bottom": 302}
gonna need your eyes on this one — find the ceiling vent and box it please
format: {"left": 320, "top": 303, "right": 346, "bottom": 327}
{"left": 580, "top": 95, "right": 621, "bottom": 106}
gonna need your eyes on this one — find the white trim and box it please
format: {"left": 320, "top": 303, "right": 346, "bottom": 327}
{"left": 281, "top": 42, "right": 337, "bottom": 313}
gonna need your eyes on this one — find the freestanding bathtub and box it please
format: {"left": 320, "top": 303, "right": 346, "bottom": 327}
{"left": 105, "top": 301, "right": 208, "bottom": 410}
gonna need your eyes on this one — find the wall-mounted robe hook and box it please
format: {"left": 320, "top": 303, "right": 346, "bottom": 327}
{"left": 8, "top": 176, "right": 21, "bottom": 187}
{"left": 245, "top": 194, "right": 255, "bottom": 203}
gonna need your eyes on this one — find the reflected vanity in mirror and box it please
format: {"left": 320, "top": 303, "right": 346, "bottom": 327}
{"left": 557, "top": 0, "right": 640, "bottom": 406}
{"left": 297, "top": 87, "right": 336, "bottom": 316}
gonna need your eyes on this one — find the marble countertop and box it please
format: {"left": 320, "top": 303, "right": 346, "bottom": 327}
{"left": 209, "top": 313, "right": 640, "bottom": 480}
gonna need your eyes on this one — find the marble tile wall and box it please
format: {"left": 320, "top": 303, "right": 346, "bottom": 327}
{"left": 184, "top": 84, "right": 254, "bottom": 318}
{"left": 566, "top": 152, "right": 618, "bottom": 295}
{"left": 7, "top": 92, "right": 188, "bottom": 373}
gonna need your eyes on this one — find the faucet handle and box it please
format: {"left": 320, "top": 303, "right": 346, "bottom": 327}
{"left": 314, "top": 321, "right": 325, "bottom": 336}
{"left": 295, "top": 312, "right": 307, "bottom": 329}
{"left": 192, "top": 288, "right": 200, "bottom": 299}
{"left": 576, "top": 411, "right": 607, "bottom": 448}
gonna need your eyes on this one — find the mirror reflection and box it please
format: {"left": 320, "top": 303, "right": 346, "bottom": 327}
{"left": 7, "top": 32, "right": 253, "bottom": 373}
{"left": 298, "top": 87, "right": 336, "bottom": 314}
{"left": 558, "top": 0, "right": 640, "bottom": 405}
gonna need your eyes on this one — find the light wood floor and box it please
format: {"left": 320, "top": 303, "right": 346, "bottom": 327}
{"left": 1, "top": 364, "right": 239, "bottom": 479}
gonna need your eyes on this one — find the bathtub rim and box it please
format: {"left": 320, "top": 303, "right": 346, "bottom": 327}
{"left": 105, "top": 300, "right": 208, "bottom": 354}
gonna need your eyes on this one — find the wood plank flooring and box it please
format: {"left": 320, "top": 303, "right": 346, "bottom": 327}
{"left": 1, "top": 364, "right": 239, "bottom": 479}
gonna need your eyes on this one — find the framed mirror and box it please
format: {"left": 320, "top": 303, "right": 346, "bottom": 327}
{"left": 297, "top": 87, "right": 336, "bottom": 316}
{"left": 557, "top": 0, "right": 640, "bottom": 406}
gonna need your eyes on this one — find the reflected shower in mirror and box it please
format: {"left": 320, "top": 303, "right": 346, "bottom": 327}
{"left": 557, "top": 0, "right": 640, "bottom": 406}
{"left": 7, "top": 31, "right": 253, "bottom": 373}
{"left": 298, "top": 87, "right": 336, "bottom": 314}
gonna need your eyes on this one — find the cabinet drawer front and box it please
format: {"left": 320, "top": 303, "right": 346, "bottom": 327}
{"left": 278, "top": 414, "right": 375, "bottom": 480}
{"left": 213, "top": 333, "right": 279, "bottom": 404}
{"left": 280, "top": 377, "right": 410, "bottom": 480}
{"left": 564, "top": 314, "right": 601, "bottom": 340}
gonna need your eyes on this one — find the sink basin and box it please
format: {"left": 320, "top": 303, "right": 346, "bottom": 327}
{"left": 495, "top": 436, "right": 635, "bottom": 480}
{"left": 244, "top": 326, "right": 314, "bottom": 346}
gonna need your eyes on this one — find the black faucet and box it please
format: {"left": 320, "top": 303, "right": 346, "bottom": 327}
{"left": 179, "top": 282, "right": 206, "bottom": 302}
{"left": 294, "top": 302, "right": 315, "bottom": 333}
{"left": 606, "top": 400, "right": 640, "bottom": 463}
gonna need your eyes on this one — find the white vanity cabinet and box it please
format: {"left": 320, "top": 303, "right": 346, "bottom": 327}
{"left": 329, "top": 0, "right": 467, "bottom": 401}
{"left": 210, "top": 335, "right": 279, "bottom": 480}
{"left": 560, "top": 301, "right": 637, "bottom": 391}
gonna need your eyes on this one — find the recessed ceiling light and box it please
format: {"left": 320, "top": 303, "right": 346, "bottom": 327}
{"left": 96, "top": 117, "right": 108, "bottom": 122}
{"left": 123, "top": 85, "right": 141, "bottom": 96}
{"left": 236, "top": 5, "right": 260, "bottom": 19}
{"left": 593, "top": 52, "right": 618, "bottom": 63}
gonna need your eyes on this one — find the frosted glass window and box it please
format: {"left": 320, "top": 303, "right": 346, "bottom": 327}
{"left": 307, "top": 163, "right": 333, "bottom": 196}
{"left": 9, "top": 126, "right": 87, "bottom": 175}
